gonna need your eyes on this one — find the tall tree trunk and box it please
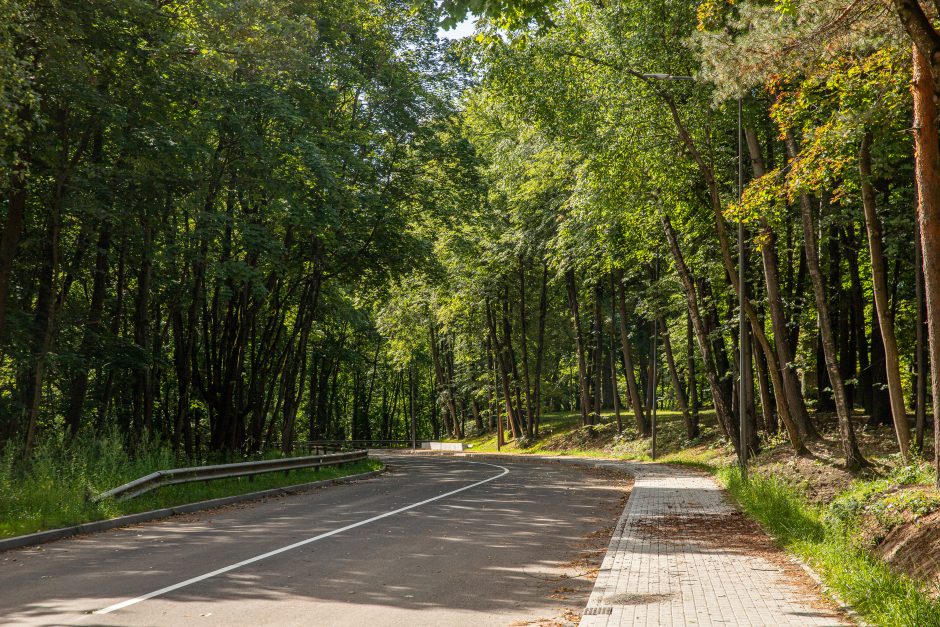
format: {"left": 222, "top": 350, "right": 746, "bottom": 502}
{"left": 859, "top": 132, "right": 911, "bottom": 460}
{"left": 609, "top": 275, "right": 623, "bottom": 433}
{"left": 662, "top": 215, "right": 740, "bottom": 453}
{"left": 787, "top": 134, "right": 867, "bottom": 470}
{"left": 659, "top": 316, "right": 694, "bottom": 439}
{"left": 430, "top": 324, "right": 460, "bottom": 439}
{"left": 518, "top": 257, "right": 534, "bottom": 436}
{"left": 745, "top": 128, "right": 816, "bottom": 441}
{"left": 486, "top": 300, "right": 519, "bottom": 438}
{"left": 133, "top": 217, "right": 154, "bottom": 438}
{"left": 844, "top": 225, "right": 874, "bottom": 416}
{"left": 615, "top": 272, "right": 649, "bottom": 436}
{"left": 565, "top": 269, "right": 592, "bottom": 426}
{"left": 916, "top": 219, "right": 928, "bottom": 450}
{"left": 533, "top": 261, "right": 549, "bottom": 434}
{"left": 65, "top": 221, "right": 112, "bottom": 435}
{"left": 501, "top": 290, "right": 524, "bottom": 436}
{"left": 409, "top": 363, "right": 418, "bottom": 447}
{"left": 0, "top": 162, "right": 28, "bottom": 343}
{"left": 686, "top": 312, "right": 699, "bottom": 435}
{"left": 911, "top": 43, "right": 940, "bottom": 483}
{"left": 592, "top": 282, "right": 603, "bottom": 423}
{"left": 753, "top": 334, "right": 776, "bottom": 434}
{"left": 23, "top": 209, "right": 60, "bottom": 456}
{"left": 663, "top": 94, "right": 805, "bottom": 450}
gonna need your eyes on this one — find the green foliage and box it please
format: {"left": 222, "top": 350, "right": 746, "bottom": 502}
{"left": 825, "top": 462, "right": 940, "bottom": 542}
{"left": 722, "top": 468, "right": 940, "bottom": 626}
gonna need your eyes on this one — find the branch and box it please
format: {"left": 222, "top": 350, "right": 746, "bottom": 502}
{"left": 893, "top": 0, "right": 940, "bottom": 64}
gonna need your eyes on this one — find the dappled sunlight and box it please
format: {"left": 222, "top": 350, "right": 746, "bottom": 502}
{"left": 0, "top": 458, "right": 631, "bottom": 626}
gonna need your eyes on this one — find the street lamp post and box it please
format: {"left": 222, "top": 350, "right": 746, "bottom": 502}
{"left": 651, "top": 256, "right": 659, "bottom": 460}
{"left": 737, "top": 96, "right": 748, "bottom": 480}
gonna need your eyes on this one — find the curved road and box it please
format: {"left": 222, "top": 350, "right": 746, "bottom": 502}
{"left": 0, "top": 456, "right": 629, "bottom": 626}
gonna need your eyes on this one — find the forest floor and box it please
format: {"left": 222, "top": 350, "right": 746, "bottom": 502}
{"left": 453, "top": 409, "right": 940, "bottom": 625}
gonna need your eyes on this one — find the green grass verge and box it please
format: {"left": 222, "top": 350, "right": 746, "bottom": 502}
{"left": 720, "top": 467, "right": 940, "bottom": 626}
{"left": 0, "top": 434, "right": 382, "bottom": 539}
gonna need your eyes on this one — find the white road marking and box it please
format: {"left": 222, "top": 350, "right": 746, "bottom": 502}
{"left": 92, "top": 460, "right": 509, "bottom": 615}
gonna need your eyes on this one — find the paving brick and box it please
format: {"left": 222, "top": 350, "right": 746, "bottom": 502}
{"left": 576, "top": 461, "right": 845, "bottom": 627}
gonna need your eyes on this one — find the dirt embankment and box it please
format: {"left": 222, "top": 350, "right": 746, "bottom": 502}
{"left": 751, "top": 419, "right": 940, "bottom": 596}
{"left": 876, "top": 508, "right": 940, "bottom": 592}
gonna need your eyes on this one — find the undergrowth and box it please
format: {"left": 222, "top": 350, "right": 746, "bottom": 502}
{"left": 721, "top": 467, "right": 940, "bottom": 626}
{"left": 0, "top": 433, "right": 380, "bottom": 538}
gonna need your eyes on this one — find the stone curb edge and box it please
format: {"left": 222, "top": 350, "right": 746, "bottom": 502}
{"left": 0, "top": 464, "right": 387, "bottom": 554}
{"left": 792, "top": 556, "right": 869, "bottom": 627}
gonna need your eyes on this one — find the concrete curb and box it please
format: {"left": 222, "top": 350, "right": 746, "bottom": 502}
{"left": 0, "top": 465, "right": 387, "bottom": 554}
{"left": 792, "top": 556, "right": 869, "bottom": 626}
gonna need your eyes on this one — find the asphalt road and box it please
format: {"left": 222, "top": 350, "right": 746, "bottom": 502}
{"left": 0, "top": 456, "right": 629, "bottom": 627}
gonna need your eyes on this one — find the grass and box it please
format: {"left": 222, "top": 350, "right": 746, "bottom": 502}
{"left": 0, "top": 433, "right": 382, "bottom": 539}
{"left": 721, "top": 466, "right": 940, "bottom": 626}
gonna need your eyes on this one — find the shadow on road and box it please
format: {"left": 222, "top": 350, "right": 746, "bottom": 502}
{"left": 1, "top": 458, "right": 631, "bottom": 626}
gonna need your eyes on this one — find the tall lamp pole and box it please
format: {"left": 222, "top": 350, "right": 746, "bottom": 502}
{"left": 737, "top": 96, "right": 748, "bottom": 480}
{"left": 651, "top": 256, "right": 659, "bottom": 460}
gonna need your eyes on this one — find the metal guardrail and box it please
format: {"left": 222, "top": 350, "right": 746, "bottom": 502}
{"left": 94, "top": 450, "right": 368, "bottom": 502}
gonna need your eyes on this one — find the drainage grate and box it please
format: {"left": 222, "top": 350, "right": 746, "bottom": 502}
{"left": 583, "top": 606, "right": 614, "bottom": 615}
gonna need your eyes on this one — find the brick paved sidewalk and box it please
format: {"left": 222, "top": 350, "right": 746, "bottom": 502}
{"left": 578, "top": 461, "right": 846, "bottom": 626}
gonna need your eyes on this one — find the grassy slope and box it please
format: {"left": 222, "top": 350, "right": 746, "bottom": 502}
{"left": 458, "top": 409, "right": 940, "bottom": 625}
{"left": 0, "top": 436, "right": 382, "bottom": 538}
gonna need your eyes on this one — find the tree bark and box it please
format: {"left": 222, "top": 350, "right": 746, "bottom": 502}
{"left": 916, "top": 219, "right": 928, "bottom": 450}
{"left": 65, "top": 220, "right": 112, "bottom": 435}
{"left": 609, "top": 274, "right": 623, "bottom": 433}
{"left": 753, "top": 334, "right": 776, "bottom": 434}
{"left": 686, "top": 311, "right": 699, "bottom": 435}
{"left": 0, "top": 163, "right": 28, "bottom": 343}
{"left": 659, "top": 316, "right": 694, "bottom": 439}
{"left": 133, "top": 216, "right": 154, "bottom": 438}
{"left": 911, "top": 44, "right": 940, "bottom": 485}
{"left": 565, "top": 269, "right": 592, "bottom": 425}
{"left": 430, "top": 323, "right": 461, "bottom": 439}
{"left": 486, "top": 300, "right": 519, "bottom": 438}
{"left": 859, "top": 132, "right": 911, "bottom": 460}
{"left": 787, "top": 133, "right": 867, "bottom": 470}
{"left": 662, "top": 96, "right": 807, "bottom": 448}
{"left": 518, "top": 257, "right": 534, "bottom": 436}
{"left": 533, "top": 260, "right": 549, "bottom": 434}
{"left": 592, "top": 282, "right": 603, "bottom": 422}
{"left": 662, "top": 215, "right": 740, "bottom": 452}
{"left": 615, "top": 271, "right": 649, "bottom": 436}
{"left": 745, "top": 128, "right": 816, "bottom": 440}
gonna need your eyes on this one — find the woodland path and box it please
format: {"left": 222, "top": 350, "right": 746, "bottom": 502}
{"left": 572, "top": 459, "right": 848, "bottom": 626}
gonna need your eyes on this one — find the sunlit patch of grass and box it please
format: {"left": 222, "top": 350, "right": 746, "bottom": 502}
{"left": 0, "top": 434, "right": 382, "bottom": 538}
{"left": 720, "top": 467, "right": 940, "bottom": 626}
